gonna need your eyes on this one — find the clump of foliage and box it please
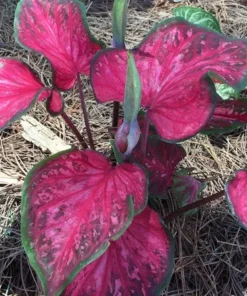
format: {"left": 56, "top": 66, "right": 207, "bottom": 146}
{"left": 0, "top": 1, "right": 247, "bottom": 295}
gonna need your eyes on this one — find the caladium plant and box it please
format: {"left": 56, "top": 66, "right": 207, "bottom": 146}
{"left": 1, "top": 0, "right": 247, "bottom": 295}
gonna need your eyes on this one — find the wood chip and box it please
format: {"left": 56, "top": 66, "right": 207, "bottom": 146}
{"left": 20, "top": 115, "right": 71, "bottom": 154}
{"left": 0, "top": 172, "right": 23, "bottom": 186}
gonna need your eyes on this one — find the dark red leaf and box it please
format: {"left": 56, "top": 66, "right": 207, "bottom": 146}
{"left": 22, "top": 149, "right": 147, "bottom": 296}
{"left": 225, "top": 170, "right": 247, "bottom": 230}
{"left": 131, "top": 136, "right": 186, "bottom": 197}
{"left": 172, "top": 174, "right": 206, "bottom": 216}
{"left": 15, "top": 0, "right": 102, "bottom": 90}
{"left": 64, "top": 206, "right": 174, "bottom": 296}
{"left": 202, "top": 99, "right": 247, "bottom": 134}
{"left": 46, "top": 90, "right": 64, "bottom": 116}
{"left": 0, "top": 58, "right": 48, "bottom": 131}
{"left": 91, "top": 19, "right": 247, "bottom": 141}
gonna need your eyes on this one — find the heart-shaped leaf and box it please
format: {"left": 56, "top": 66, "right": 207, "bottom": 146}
{"left": 172, "top": 174, "right": 206, "bottom": 216}
{"left": 202, "top": 99, "right": 247, "bottom": 134}
{"left": 225, "top": 170, "right": 247, "bottom": 230}
{"left": 0, "top": 58, "right": 49, "bottom": 131}
{"left": 131, "top": 135, "right": 186, "bottom": 198}
{"left": 173, "top": 6, "right": 221, "bottom": 33}
{"left": 91, "top": 19, "right": 247, "bottom": 141}
{"left": 15, "top": 0, "right": 102, "bottom": 91}
{"left": 46, "top": 90, "right": 64, "bottom": 116}
{"left": 22, "top": 149, "right": 147, "bottom": 296}
{"left": 64, "top": 206, "right": 174, "bottom": 296}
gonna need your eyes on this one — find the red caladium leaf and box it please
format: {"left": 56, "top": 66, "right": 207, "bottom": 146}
{"left": 0, "top": 58, "right": 50, "bottom": 131}
{"left": 225, "top": 170, "right": 247, "bottom": 230}
{"left": 131, "top": 135, "right": 186, "bottom": 198}
{"left": 172, "top": 174, "right": 206, "bottom": 216}
{"left": 46, "top": 90, "right": 64, "bottom": 116}
{"left": 91, "top": 18, "right": 247, "bottom": 141}
{"left": 22, "top": 149, "right": 147, "bottom": 296}
{"left": 64, "top": 206, "right": 174, "bottom": 296}
{"left": 15, "top": 0, "right": 102, "bottom": 91}
{"left": 202, "top": 99, "right": 247, "bottom": 134}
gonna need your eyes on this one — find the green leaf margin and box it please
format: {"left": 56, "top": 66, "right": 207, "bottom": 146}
{"left": 155, "top": 218, "right": 175, "bottom": 294}
{"left": 201, "top": 122, "right": 244, "bottom": 135}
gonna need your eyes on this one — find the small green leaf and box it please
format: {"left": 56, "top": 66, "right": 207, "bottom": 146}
{"left": 215, "top": 83, "right": 240, "bottom": 100}
{"left": 124, "top": 52, "right": 142, "bottom": 123}
{"left": 172, "top": 174, "right": 206, "bottom": 217}
{"left": 112, "top": 0, "right": 128, "bottom": 48}
{"left": 173, "top": 6, "right": 221, "bottom": 33}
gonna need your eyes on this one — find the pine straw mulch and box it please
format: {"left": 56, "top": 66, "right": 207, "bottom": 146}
{"left": 1, "top": 0, "right": 247, "bottom": 295}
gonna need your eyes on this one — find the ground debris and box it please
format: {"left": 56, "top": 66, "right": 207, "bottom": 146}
{"left": 21, "top": 115, "right": 71, "bottom": 154}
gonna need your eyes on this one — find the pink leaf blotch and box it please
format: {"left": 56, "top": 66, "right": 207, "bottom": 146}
{"left": 225, "top": 170, "right": 247, "bottom": 230}
{"left": 203, "top": 99, "right": 247, "bottom": 134}
{"left": 46, "top": 90, "right": 64, "bottom": 116}
{"left": 91, "top": 19, "right": 247, "bottom": 141}
{"left": 15, "top": 0, "right": 102, "bottom": 90}
{"left": 0, "top": 58, "right": 48, "bottom": 131}
{"left": 64, "top": 207, "right": 174, "bottom": 296}
{"left": 131, "top": 136, "right": 186, "bottom": 197}
{"left": 22, "top": 149, "right": 147, "bottom": 296}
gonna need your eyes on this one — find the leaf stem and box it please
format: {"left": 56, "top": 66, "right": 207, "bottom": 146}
{"left": 141, "top": 111, "right": 150, "bottom": 158}
{"left": 77, "top": 74, "right": 95, "bottom": 149}
{"left": 112, "top": 102, "right": 120, "bottom": 127}
{"left": 164, "top": 190, "right": 225, "bottom": 223}
{"left": 61, "top": 111, "right": 88, "bottom": 149}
